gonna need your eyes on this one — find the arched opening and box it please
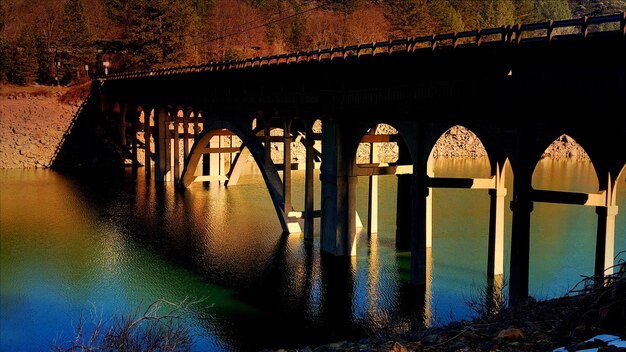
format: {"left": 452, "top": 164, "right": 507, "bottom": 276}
{"left": 180, "top": 119, "right": 297, "bottom": 235}
{"left": 425, "top": 125, "right": 511, "bottom": 320}
{"left": 352, "top": 122, "right": 413, "bottom": 251}
{"left": 529, "top": 133, "right": 600, "bottom": 298}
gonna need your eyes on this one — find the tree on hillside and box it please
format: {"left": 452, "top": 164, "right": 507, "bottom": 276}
{"left": 384, "top": 0, "right": 434, "bottom": 37}
{"left": 428, "top": 0, "right": 464, "bottom": 33}
{"left": 525, "top": 0, "right": 572, "bottom": 22}
{"left": 11, "top": 26, "right": 39, "bottom": 85}
{"left": 104, "top": 0, "right": 199, "bottom": 69}
{"left": 481, "top": 0, "right": 515, "bottom": 27}
{"left": 58, "top": 0, "right": 95, "bottom": 82}
{"left": 0, "top": 37, "right": 11, "bottom": 83}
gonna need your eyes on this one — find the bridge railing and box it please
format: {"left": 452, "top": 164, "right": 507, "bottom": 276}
{"left": 100, "top": 12, "right": 625, "bottom": 81}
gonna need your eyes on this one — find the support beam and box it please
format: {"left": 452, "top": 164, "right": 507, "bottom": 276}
{"left": 368, "top": 141, "right": 379, "bottom": 234}
{"left": 131, "top": 108, "right": 138, "bottom": 166}
{"left": 225, "top": 147, "right": 250, "bottom": 186}
{"left": 304, "top": 128, "right": 315, "bottom": 240}
{"left": 509, "top": 151, "right": 533, "bottom": 305}
{"left": 531, "top": 189, "right": 606, "bottom": 207}
{"left": 410, "top": 178, "right": 429, "bottom": 285}
{"left": 396, "top": 174, "right": 412, "bottom": 249}
{"left": 155, "top": 107, "right": 172, "bottom": 182}
{"left": 173, "top": 110, "right": 180, "bottom": 183}
{"left": 144, "top": 109, "right": 152, "bottom": 175}
{"left": 595, "top": 204, "right": 618, "bottom": 278}
{"left": 120, "top": 104, "right": 127, "bottom": 147}
{"left": 426, "top": 157, "right": 434, "bottom": 248}
{"left": 320, "top": 119, "right": 358, "bottom": 256}
{"left": 488, "top": 163, "right": 507, "bottom": 277}
{"left": 427, "top": 176, "right": 496, "bottom": 189}
{"left": 353, "top": 164, "right": 413, "bottom": 176}
{"left": 264, "top": 121, "right": 272, "bottom": 165}
{"left": 183, "top": 110, "right": 190, "bottom": 161}
{"left": 283, "top": 131, "right": 293, "bottom": 213}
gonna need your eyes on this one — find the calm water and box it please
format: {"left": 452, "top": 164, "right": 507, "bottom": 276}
{"left": 1, "top": 159, "right": 624, "bottom": 351}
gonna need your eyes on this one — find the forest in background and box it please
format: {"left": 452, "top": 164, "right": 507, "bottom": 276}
{"left": 1, "top": 0, "right": 624, "bottom": 85}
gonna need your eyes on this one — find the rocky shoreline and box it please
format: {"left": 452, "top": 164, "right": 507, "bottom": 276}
{"left": 1, "top": 86, "right": 590, "bottom": 169}
{"left": 267, "top": 265, "right": 625, "bottom": 352}
{"left": 0, "top": 86, "right": 79, "bottom": 169}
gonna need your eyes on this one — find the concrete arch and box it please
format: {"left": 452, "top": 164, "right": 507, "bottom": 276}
{"left": 179, "top": 118, "right": 292, "bottom": 234}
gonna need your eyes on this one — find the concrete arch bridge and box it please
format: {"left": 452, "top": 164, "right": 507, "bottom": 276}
{"left": 95, "top": 13, "right": 626, "bottom": 304}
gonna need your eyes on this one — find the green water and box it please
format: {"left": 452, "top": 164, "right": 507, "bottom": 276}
{"left": 1, "top": 159, "right": 624, "bottom": 350}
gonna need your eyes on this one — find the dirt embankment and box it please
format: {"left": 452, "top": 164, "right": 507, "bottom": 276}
{"left": 0, "top": 86, "right": 79, "bottom": 169}
{"left": 0, "top": 86, "right": 589, "bottom": 169}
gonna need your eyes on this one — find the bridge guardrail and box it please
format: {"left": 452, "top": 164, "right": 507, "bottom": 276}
{"left": 99, "top": 12, "right": 625, "bottom": 81}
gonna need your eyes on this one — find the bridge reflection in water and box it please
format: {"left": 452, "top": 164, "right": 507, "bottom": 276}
{"left": 90, "top": 13, "right": 625, "bottom": 305}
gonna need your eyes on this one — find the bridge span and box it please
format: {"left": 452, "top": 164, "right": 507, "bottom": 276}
{"left": 93, "top": 14, "right": 626, "bottom": 304}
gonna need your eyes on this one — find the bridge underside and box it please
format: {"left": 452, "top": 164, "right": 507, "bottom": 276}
{"left": 98, "top": 31, "right": 626, "bottom": 305}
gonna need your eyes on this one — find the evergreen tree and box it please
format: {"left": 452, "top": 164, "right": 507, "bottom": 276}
{"left": 34, "top": 34, "right": 52, "bottom": 84}
{"left": 384, "top": 0, "right": 433, "bottom": 37}
{"left": 104, "top": 0, "right": 199, "bottom": 69}
{"left": 12, "top": 26, "right": 39, "bottom": 85}
{"left": 0, "top": 37, "right": 11, "bottom": 82}
{"left": 428, "top": 0, "right": 464, "bottom": 33}
{"left": 481, "top": 0, "right": 515, "bottom": 27}
{"left": 58, "top": 0, "right": 95, "bottom": 81}
{"left": 533, "top": 0, "right": 571, "bottom": 21}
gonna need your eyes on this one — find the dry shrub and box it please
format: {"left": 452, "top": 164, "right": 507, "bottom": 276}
{"left": 59, "top": 82, "right": 91, "bottom": 105}
{"left": 51, "top": 299, "right": 198, "bottom": 352}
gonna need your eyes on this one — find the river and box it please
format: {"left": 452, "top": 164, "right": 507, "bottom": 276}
{"left": 1, "top": 159, "right": 624, "bottom": 351}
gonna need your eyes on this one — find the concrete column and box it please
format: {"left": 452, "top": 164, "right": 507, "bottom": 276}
{"left": 426, "top": 157, "right": 434, "bottom": 248}
{"left": 398, "top": 139, "right": 415, "bottom": 249}
{"left": 410, "top": 179, "right": 429, "bottom": 285}
{"left": 488, "top": 163, "right": 507, "bottom": 277}
{"left": 264, "top": 120, "right": 272, "bottom": 165}
{"left": 368, "top": 141, "right": 379, "bottom": 234}
{"left": 173, "top": 110, "right": 180, "bottom": 183}
{"left": 595, "top": 204, "right": 618, "bottom": 278}
{"left": 396, "top": 174, "right": 413, "bottom": 249}
{"left": 410, "top": 127, "right": 429, "bottom": 286}
{"left": 155, "top": 107, "right": 172, "bottom": 182}
{"left": 304, "top": 128, "right": 315, "bottom": 240}
{"left": 183, "top": 110, "right": 190, "bottom": 161}
{"left": 131, "top": 108, "right": 138, "bottom": 166}
{"left": 283, "top": 123, "right": 293, "bottom": 213}
{"left": 144, "top": 108, "right": 152, "bottom": 175}
{"left": 509, "top": 170, "right": 533, "bottom": 305}
{"left": 225, "top": 147, "right": 250, "bottom": 186}
{"left": 320, "top": 119, "right": 358, "bottom": 256}
{"left": 193, "top": 112, "right": 203, "bottom": 177}
{"left": 209, "top": 136, "right": 220, "bottom": 180}
{"left": 120, "top": 104, "right": 127, "bottom": 147}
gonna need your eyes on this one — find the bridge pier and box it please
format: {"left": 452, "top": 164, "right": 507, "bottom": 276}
{"left": 283, "top": 120, "right": 293, "bottom": 213}
{"left": 131, "top": 107, "right": 139, "bottom": 166}
{"left": 367, "top": 129, "right": 379, "bottom": 235}
{"left": 509, "top": 157, "right": 533, "bottom": 305}
{"left": 303, "top": 127, "right": 315, "bottom": 240}
{"left": 488, "top": 161, "right": 507, "bottom": 277}
{"left": 144, "top": 108, "right": 152, "bottom": 175}
{"left": 595, "top": 172, "right": 620, "bottom": 279}
{"left": 596, "top": 205, "right": 618, "bottom": 279}
{"left": 155, "top": 107, "right": 172, "bottom": 182}
{"left": 173, "top": 109, "right": 180, "bottom": 183}
{"left": 320, "top": 119, "right": 358, "bottom": 256}
{"left": 396, "top": 174, "right": 413, "bottom": 249}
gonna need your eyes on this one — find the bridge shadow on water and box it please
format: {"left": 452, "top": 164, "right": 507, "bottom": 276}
{"left": 59, "top": 168, "right": 438, "bottom": 350}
